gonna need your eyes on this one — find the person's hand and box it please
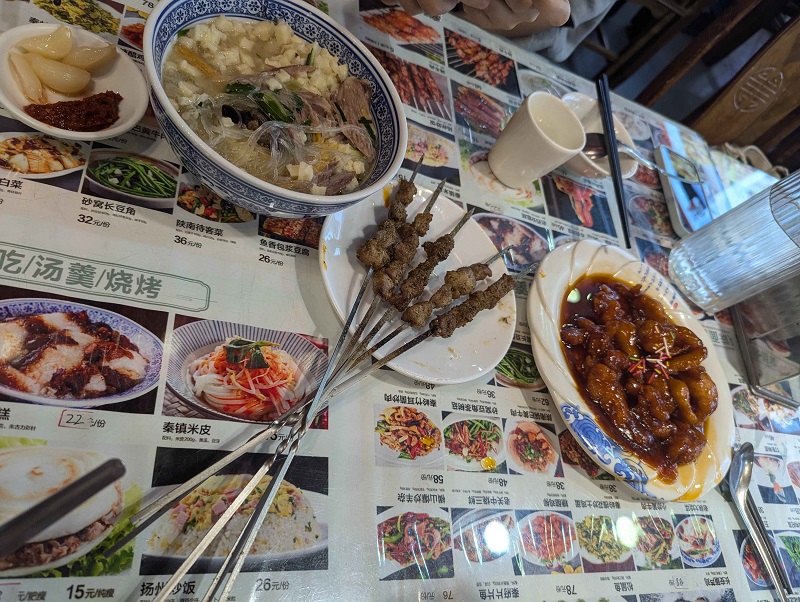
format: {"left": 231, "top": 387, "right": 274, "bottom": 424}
{"left": 380, "top": 0, "right": 489, "bottom": 17}
{"left": 462, "top": 0, "right": 570, "bottom": 31}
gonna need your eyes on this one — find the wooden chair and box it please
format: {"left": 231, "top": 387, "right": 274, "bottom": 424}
{"left": 581, "top": 0, "right": 719, "bottom": 87}
{"left": 634, "top": 0, "right": 780, "bottom": 106}
{"left": 686, "top": 14, "right": 800, "bottom": 170}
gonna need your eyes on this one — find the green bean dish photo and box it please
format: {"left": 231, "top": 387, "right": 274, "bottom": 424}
{"left": 89, "top": 156, "right": 178, "bottom": 199}
{"left": 495, "top": 348, "right": 543, "bottom": 389}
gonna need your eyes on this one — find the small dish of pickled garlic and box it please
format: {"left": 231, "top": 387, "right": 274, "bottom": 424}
{"left": 0, "top": 24, "right": 148, "bottom": 141}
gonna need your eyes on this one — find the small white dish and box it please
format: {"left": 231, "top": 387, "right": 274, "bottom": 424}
{"left": 528, "top": 240, "right": 734, "bottom": 501}
{"left": 560, "top": 92, "right": 638, "bottom": 180}
{"left": 320, "top": 183, "right": 515, "bottom": 384}
{"left": 0, "top": 24, "right": 148, "bottom": 141}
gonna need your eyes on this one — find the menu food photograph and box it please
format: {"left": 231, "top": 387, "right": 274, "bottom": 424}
{"left": 0, "top": 0, "right": 792, "bottom": 601}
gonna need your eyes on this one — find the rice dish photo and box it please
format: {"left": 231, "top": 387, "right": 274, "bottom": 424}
{"left": 0, "top": 309, "right": 150, "bottom": 400}
{"left": 162, "top": 16, "right": 378, "bottom": 195}
{"left": 187, "top": 337, "right": 302, "bottom": 421}
{"left": 147, "top": 474, "right": 321, "bottom": 558}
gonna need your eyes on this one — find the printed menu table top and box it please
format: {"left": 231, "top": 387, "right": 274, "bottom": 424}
{"left": 1, "top": 1, "right": 797, "bottom": 601}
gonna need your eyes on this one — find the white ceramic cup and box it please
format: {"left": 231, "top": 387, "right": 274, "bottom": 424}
{"left": 488, "top": 92, "right": 586, "bottom": 189}
{"left": 560, "top": 92, "right": 638, "bottom": 180}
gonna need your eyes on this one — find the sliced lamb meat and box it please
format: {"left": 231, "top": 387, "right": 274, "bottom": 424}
{"left": 296, "top": 90, "right": 334, "bottom": 127}
{"left": 332, "top": 77, "right": 376, "bottom": 159}
{"left": 314, "top": 160, "right": 357, "bottom": 195}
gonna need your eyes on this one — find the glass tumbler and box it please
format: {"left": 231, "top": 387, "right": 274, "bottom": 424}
{"left": 669, "top": 170, "right": 800, "bottom": 313}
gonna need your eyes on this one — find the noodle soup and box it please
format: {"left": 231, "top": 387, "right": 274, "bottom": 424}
{"left": 161, "top": 16, "right": 377, "bottom": 196}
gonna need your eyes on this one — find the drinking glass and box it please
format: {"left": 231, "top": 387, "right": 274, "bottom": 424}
{"left": 669, "top": 170, "right": 800, "bottom": 313}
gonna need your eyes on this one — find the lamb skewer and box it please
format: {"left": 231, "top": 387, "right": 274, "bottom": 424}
{"left": 331, "top": 179, "right": 446, "bottom": 378}
{"left": 197, "top": 267, "right": 527, "bottom": 596}
{"left": 325, "top": 269, "right": 524, "bottom": 399}
{"left": 110, "top": 166, "right": 428, "bottom": 561}
{"left": 349, "top": 248, "right": 511, "bottom": 367}
{"left": 331, "top": 206, "right": 473, "bottom": 380}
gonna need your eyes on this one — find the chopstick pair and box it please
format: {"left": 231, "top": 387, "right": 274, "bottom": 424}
{"left": 595, "top": 75, "right": 632, "bottom": 250}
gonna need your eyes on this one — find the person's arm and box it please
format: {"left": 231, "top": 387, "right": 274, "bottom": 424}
{"left": 381, "top": 0, "right": 489, "bottom": 17}
{"left": 461, "top": 0, "right": 570, "bottom": 33}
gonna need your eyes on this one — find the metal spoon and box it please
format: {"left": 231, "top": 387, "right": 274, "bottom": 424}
{"left": 729, "top": 443, "right": 792, "bottom": 601}
{"left": 582, "top": 132, "right": 701, "bottom": 183}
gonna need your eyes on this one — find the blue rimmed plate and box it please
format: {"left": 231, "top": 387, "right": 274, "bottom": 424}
{"left": 528, "top": 240, "right": 734, "bottom": 501}
{"left": 0, "top": 298, "right": 162, "bottom": 407}
{"left": 166, "top": 319, "right": 328, "bottom": 423}
{"left": 143, "top": 0, "right": 406, "bottom": 218}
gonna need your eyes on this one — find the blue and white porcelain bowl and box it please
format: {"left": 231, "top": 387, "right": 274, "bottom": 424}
{"left": 143, "top": 0, "right": 406, "bottom": 218}
{"left": 528, "top": 240, "right": 734, "bottom": 501}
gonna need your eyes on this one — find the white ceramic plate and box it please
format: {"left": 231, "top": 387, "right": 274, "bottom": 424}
{"left": 0, "top": 24, "right": 148, "bottom": 141}
{"left": 373, "top": 404, "right": 444, "bottom": 468}
{"left": 0, "top": 132, "right": 88, "bottom": 179}
{"left": 529, "top": 240, "right": 734, "bottom": 501}
{"left": 320, "top": 183, "right": 515, "bottom": 384}
{"left": 442, "top": 413, "right": 505, "bottom": 472}
{"left": 503, "top": 418, "right": 558, "bottom": 476}
{"left": 376, "top": 505, "right": 452, "bottom": 580}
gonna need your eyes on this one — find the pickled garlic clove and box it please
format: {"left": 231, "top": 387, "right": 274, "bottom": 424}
{"left": 9, "top": 53, "right": 45, "bottom": 104}
{"left": 17, "top": 25, "right": 73, "bottom": 60}
{"left": 27, "top": 54, "right": 91, "bottom": 94}
{"left": 62, "top": 44, "right": 117, "bottom": 72}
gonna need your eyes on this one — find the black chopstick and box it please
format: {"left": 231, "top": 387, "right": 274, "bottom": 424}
{"left": 0, "top": 459, "right": 126, "bottom": 558}
{"left": 595, "top": 75, "right": 631, "bottom": 249}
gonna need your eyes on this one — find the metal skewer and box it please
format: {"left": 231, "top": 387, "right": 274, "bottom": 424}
{"left": 329, "top": 178, "right": 444, "bottom": 380}
{"left": 180, "top": 259, "right": 530, "bottom": 602}
{"left": 344, "top": 247, "right": 511, "bottom": 369}
{"left": 327, "top": 262, "right": 533, "bottom": 399}
{"left": 153, "top": 263, "right": 370, "bottom": 601}
{"left": 117, "top": 262, "right": 375, "bottom": 565}
{"left": 331, "top": 160, "right": 424, "bottom": 374}
{"left": 331, "top": 204, "right": 471, "bottom": 380}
